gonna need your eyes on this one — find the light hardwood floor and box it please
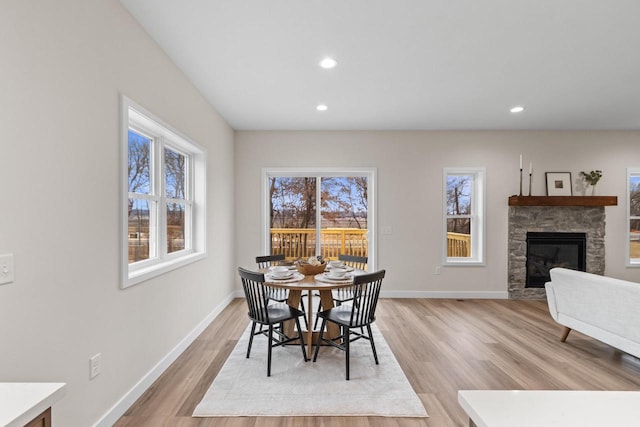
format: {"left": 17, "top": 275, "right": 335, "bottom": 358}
{"left": 114, "top": 298, "right": 640, "bottom": 426}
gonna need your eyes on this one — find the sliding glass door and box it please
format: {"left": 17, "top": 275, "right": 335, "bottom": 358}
{"left": 263, "top": 168, "right": 375, "bottom": 267}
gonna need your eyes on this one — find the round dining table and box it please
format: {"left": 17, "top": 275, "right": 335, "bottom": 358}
{"left": 264, "top": 269, "right": 361, "bottom": 357}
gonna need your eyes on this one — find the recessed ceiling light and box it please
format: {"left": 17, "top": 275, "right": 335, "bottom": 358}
{"left": 510, "top": 106, "right": 525, "bottom": 113}
{"left": 319, "top": 57, "right": 337, "bottom": 69}
{"left": 316, "top": 104, "right": 328, "bottom": 111}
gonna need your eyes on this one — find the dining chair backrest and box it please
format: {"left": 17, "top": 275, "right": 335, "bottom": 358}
{"left": 338, "top": 254, "right": 368, "bottom": 271}
{"left": 255, "top": 254, "right": 285, "bottom": 269}
{"left": 345, "top": 269, "right": 385, "bottom": 327}
{"left": 238, "top": 267, "right": 271, "bottom": 324}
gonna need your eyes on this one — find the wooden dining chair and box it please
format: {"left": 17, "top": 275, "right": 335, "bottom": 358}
{"left": 256, "top": 254, "right": 288, "bottom": 304}
{"left": 256, "top": 254, "right": 308, "bottom": 329}
{"left": 256, "top": 254, "right": 286, "bottom": 269}
{"left": 338, "top": 254, "right": 368, "bottom": 271}
{"left": 312, "top": 269, "right": 385, "bottom": 380}
{"left": 238, "top": 267, "right": 308, "bottom": 376}
{"left": 313, "top": 254, "right": 368, "bottom": 330}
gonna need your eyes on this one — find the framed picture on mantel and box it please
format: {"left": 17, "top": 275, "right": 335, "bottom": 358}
{"left": 545, "top": 172, "right": 572, "bottom": 196}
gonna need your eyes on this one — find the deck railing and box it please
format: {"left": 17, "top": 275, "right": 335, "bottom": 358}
{"left": 270, "top": 228, "right": 368, "bottom": 260}
{"left": 447, "top": 232, "right": 471, "bottom": 257}
{"left": 271, "top": 228, "right": 471, "bottom": 259}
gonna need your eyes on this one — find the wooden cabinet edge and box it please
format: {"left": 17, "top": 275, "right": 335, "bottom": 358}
{"left": 23, "top": 407, "right": 51, "bottom": 427}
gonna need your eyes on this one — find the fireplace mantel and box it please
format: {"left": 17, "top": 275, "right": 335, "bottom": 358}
{"left": 508, "top": 196, "right": 617, "bottom": 207}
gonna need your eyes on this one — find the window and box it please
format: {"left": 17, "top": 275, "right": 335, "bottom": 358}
{"left": 443, "top": 167, "right": 485, "bottom": 265}
{"left": 627, "top": 168, "right": 640, "bottom": 266}
{"left": 121, "top": 97, "right": 206, "bottom": 287}
{"left": 262, "top": 168, "right": 376, "bottom": 268}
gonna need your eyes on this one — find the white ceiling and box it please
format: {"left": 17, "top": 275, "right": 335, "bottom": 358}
{"left": 120, "top": 0, "right": 640, "bottom": 131}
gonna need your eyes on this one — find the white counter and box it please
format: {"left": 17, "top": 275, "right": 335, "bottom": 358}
{"left": 458, "top": 390, "right": 640, "bottom": 427}
{"left": 0, "top": 383, "right": 66, "bottom": 427}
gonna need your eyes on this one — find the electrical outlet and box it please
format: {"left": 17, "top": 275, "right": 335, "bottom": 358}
{"left": 0, "top": 254, "right": 14, "bottom": 285}
{"left": 90, "top": 353, "right": 101, "bottom": 380}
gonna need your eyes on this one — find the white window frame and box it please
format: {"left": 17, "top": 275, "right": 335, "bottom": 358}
{"left": 121, "top": 96, "right": 207, "bottom": 288}
{"left": 627, "top": 167, "right": 640, "bottom": 267}
{"left": 261, "top": 168, "right": 377, "bottom": 270}
{"left": 442, "top": 167, "right": 486, "bottom": 266}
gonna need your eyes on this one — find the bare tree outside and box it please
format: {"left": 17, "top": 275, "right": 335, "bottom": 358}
{"left": 321, "top": 177, "right": 367, "bottom": 229}
{"left": 446, "top": 175, "right": 471, "bottom": 234}
{"left": 630, "top": 176, "right": 640, "bottom": 259}
{"left": 165, "top": 147, "right": 186, "bottom": 253}
{"left": 269, "top": 176, "right": 368, "bottom": 259}
{"left": 270, "top": 177, "right": 317, "bottom": 228}
{"left": 128, "top": 130, "right": 151, "bottom": 214}
{"left": 446, "top": 174, "right": 472, "bottom": 257}
{"left": 128, "top": 130, "right": 152, "bottom": 262}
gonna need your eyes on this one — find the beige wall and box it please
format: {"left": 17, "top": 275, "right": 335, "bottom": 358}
{"left": 0, "top": 1, "right": 234, "bottom": 425}
{"left": 235, "top": 131, "right": 640, "bottom": 295}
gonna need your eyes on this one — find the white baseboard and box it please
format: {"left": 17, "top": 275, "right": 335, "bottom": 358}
{"left": 92, "top": 292, "right": 236, "bottom": 427}
{"left": 380, "top": 290, "right": 509, "bottom": 299}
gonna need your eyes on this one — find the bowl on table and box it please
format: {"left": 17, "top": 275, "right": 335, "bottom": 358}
{"left": 270, "top": 266, "right": 292, "bottom": 278}
{"left": 328, "top": 260, "right": 344, "bottom": 269}
{"left": 296, "top": 262, "right": 327, "bottom": 276}
{"left": 326, "top": 267, "right": 348, "bottom": 279}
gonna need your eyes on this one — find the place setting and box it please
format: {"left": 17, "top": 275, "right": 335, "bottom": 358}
{"left": 315, "top": 260, "right": 355, "bottom": 283}
{"left": 265, "top": 265, "right": 304, "bottom": 283}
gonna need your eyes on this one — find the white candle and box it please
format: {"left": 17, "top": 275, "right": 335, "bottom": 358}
{"left": 529, "top": 162, "right": 532, "bottom": 174}
{"left": 520, "top": 155, "right": 523, "bottom": 169}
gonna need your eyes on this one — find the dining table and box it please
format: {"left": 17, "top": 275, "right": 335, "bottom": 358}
{"left": 264, "top": 266, "right": 362, "bottom": 357}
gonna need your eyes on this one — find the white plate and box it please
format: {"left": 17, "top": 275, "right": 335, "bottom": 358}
{"left": 268, "top": 273, "right": 294, "bottom": 280}
{"left": 323, "top": 272, "right": 352, "bottom": 281}
{"left": 327, "top": 265, "right": 355, "bottom": 272}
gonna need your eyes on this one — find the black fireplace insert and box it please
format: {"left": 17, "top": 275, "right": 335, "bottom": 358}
{"left": 525, "top": 232, "right": 586, "bottom": 288}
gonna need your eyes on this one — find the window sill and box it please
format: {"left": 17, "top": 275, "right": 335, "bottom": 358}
{"left": 444, "top": 259, "right": 485, "bottom": 267}
{"left": 123, "top": 251, "right": 206, "bottom": 288}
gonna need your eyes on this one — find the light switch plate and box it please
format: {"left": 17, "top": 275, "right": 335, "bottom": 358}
{"left": 0, "top": 254, "right": 14, "bottom": 285}
{"left": 90, "top": 353, "right": 101, "bottom": 379}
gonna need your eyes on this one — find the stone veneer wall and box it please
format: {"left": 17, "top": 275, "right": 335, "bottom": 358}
{"left": 508, "top": 206, "right": 606, "bottom": 299}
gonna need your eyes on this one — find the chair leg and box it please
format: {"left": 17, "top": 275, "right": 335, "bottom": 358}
{"left": 247, "top": 322, "right": 257, "bottom": 358}
{"left": 344, "top": 325, "right": 350, "bottom": 380}
{"left": 313, "top": 318, "right": 327, "bottom": 362}
{"left": 313, "top": 300, "right": 322, "bottom": 330}
{"left": 294, "top": 316, "right": 308, "bottom": 361}
{"left": 299, "top": 296, "right": 308, "bottom": 330}
{"left": 267, "top": 324, "right": 273, "bottom": 377}
{"left": 366, "top": 324, "right": 379, "bottom": 364}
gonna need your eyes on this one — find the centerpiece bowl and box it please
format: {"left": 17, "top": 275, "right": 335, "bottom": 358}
{"left": 296, "top": 262, "right": 327, "bottom": 276}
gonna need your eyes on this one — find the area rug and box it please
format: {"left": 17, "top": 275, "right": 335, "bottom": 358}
{"left": 193, "top": 322, "right": 428, "bottom": 418}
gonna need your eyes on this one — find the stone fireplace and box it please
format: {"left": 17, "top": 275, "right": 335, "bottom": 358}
{"left": 507, "top": 196, "right": 615, "bottom": 299}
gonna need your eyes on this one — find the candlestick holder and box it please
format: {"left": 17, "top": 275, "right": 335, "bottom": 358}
{"left": 528, "top": 173, "right": 532, "bottom": 196}
{"left": 519, "top": 168, "right": 523, "bottom": 196}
